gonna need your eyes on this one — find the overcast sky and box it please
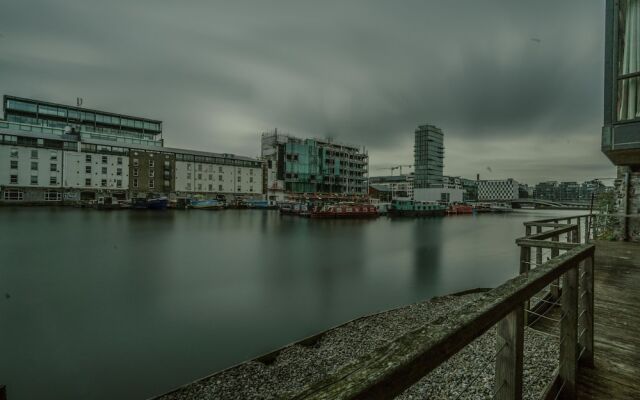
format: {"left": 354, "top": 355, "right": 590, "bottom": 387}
{"left": 0, "top": 0, "right": 616, "bottom": 184}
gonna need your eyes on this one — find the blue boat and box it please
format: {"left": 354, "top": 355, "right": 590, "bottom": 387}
{"left": 243, "top": 199, "right": 277, "bottom": 209}
{"left": 189, "top": 199, "right": 224, "bottom": 210}
{"left": 147, "top": 196, "right": 168, "bottom": 210}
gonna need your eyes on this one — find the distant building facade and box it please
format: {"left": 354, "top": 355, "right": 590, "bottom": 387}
{"left": 368, "top": 174, "right": 414, "bottom": 199}
{"left": 0, "top": 95, "right": 263, "bottom": 204}
{"left": 477, "top": 179, "right": 520, "bottom": 201}
{"left": 413, "top": 124, "right": 443, "bottom": 189}
{"left": 261, "top": 130, "right": 368, "bottom": 201}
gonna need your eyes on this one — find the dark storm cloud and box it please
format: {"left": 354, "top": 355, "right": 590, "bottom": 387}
{"left": 0, "top": 0, "right": 615, "bottom": 182}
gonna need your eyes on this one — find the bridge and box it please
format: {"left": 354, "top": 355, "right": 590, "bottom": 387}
{"left": 511, "top": 199, "right": 591, "bottom": 209}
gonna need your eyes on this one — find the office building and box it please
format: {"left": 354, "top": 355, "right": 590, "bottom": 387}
{"left": 261, "top": 130, "right": 368, "bottom": 201}
{"left": 477, "top": 179, "right": 520, "bottom": 201}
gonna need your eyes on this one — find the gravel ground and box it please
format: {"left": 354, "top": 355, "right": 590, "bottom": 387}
{"left": 155, "top": 293, "right": 558, "bottom": 400}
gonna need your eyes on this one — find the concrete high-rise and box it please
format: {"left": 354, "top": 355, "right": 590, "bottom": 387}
{"left": 413, "top": 124, "right": 443, "bottom": 189}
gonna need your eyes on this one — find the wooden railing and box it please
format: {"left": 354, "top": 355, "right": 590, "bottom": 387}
{"left": 293, "top": 214, "right": 596, "bottom": 400}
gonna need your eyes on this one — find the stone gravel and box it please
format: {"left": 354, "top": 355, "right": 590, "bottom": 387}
{"left": 155, "top": 293, "right": 558, "bottom": 400}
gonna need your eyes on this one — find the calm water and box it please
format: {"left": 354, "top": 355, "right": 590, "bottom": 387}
{"left": 0, "top": 207, "right": 579, "bottom": 399}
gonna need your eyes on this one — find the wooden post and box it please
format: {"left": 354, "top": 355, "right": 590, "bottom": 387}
{"left": 495, "top": 304, "right": 524, "bottom": 400}
{"left": 576, "top": 218, "right": 582, "bottom": 244}
{"left": 551, "top": 235, "right": 560, "bottom": 299}
{"left": 519, "top": 245, "right": 530, "bottom": 275}
{"left": 0, "top": 385, "right": 6, "bottom": 400}
{"left": 580, "top": 255, "right": 595, "bottom": 366}
{"left": 560, "top": 266, "right": 579, "bottom": 400}
{"left": 536, "top": 226, "right": 542, "bottom": 266}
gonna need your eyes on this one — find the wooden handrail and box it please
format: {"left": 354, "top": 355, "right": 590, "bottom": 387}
{"left": 292, "top": 244, "right": 595, "bottom": 400}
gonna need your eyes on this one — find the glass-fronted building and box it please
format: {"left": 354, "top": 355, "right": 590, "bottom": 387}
{"left": 602, "top": 0, "right": 640, "bottom": 165}
{"left": 414, "top": 124, "right": 444, "bottom": 189}
{"left": 3, "top": 95, "right": 163, "bottom": 147}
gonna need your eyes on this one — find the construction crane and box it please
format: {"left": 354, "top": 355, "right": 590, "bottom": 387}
{"left": 392, "top": 164, "right": 413, "bottom": 176}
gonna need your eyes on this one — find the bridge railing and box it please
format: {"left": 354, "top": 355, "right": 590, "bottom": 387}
{"left": 293, "top": 215, "right": 595, "bottom": 400}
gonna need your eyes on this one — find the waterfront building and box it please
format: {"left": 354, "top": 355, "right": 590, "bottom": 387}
{"left": 3, "top": 95, "right": 163, "bottom": 147}
{"left": 603, "top": 0, "right": 640, "bottom": 240}
{"left": 533, "top": 181, "right": 558, "bottom": 201}
{"left": 558, "top": 181, "right": 580, "bottom": 201}
{"left": 477, "top": 178, "right": 519, "bottom": 201}
{"left": 261, "top": 130, "right": 368, "bottom": 201}
{"left": 368, "top": 174, "right": 414, "bottom": 199}
{"left": 413, "top": 124, "right": 443, "bottom": 189}
{"left": 461, "top": 178, "right": 478, "bottom": 202}
{"left": 0, "top": 95, "right": 264, "bottom": 203}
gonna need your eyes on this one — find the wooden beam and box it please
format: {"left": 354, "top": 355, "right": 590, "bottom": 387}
{"left": 515, "top": 239, "right": 579, "bottom": 251}
{"left": 520, "top": 245, "right": 530, "bottom": 275}
{"left": 559, "top": 266, "right": 578, "bottom": 400}
{"left": 0, "top": 385, "right": 6, "bottom": 400}
{"left": 579, "top": 255, "right": 594, "bottom": 366}
{"left": 526, "top": 224, "right": 578, "bottom": 241}
{"left": 495, "top": 304, "right": 524, "bottom": 400}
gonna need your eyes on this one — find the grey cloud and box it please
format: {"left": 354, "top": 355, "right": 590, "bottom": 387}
{"left": 0, "top": 0, "right": 615, "bottom": 183}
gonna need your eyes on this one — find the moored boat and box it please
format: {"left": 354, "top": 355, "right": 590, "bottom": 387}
{"left": 147, "top": 196, "right": 168, "bottom": 210}
{"left": 189, "top": 199, "right": 225, "bottom": 210}
{"left": 388, "top": 199, "right": 446, "bottom": 217}
{"left": 96, "top": 196, "right": 121, "bottom": 210}
{"left": 310, "top": 203, "right": 379, "bottom": 219}
{"left": 243, "top": 199, "right": 278, "bottom": 209}
{"left": 447, "top": 204, "right": 474, "bottom": 215}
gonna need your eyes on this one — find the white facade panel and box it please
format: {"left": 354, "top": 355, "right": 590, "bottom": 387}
{"left": 175, "top": 161, "right": 262, "bottom": 195}
{"left": 62, "top": 151, "right": 129, "bottom": 190}
{"left": 413, "top": 187, "right": 463, "bottom": 203}
{"left": 477, "top": 179, "right": 519, "bottom": 201}
{"left": 0, "top": 144, "right": 63, "bottom": 188}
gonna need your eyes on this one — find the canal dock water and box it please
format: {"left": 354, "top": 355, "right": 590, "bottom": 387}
{"left": 148, "top": 214, "right": 640, "bottom": 400}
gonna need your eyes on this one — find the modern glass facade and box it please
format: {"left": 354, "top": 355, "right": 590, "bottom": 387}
{"left": 603, "top": 0, "right": 640, "bottom": 165}
{"left": 414, "top": 124, "right": 444, "bottom": 189}
{"left": 3, "top": 95, "right": 163, "bottom": 147}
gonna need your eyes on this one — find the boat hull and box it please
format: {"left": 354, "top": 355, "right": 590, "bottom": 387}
{"left": 388, "top": 209, "right": 446, "bottom": 217}
{"left": 147, "top": 198, "right": 168, "bottom": 210}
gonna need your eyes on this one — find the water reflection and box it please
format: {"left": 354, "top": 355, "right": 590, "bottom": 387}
{"left": 0, "top": 208, "right": 580, "bottom": 400}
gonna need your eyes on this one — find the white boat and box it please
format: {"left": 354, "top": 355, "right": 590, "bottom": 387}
{"left": 189, "top": 199, "right": 224, "bottom": 210}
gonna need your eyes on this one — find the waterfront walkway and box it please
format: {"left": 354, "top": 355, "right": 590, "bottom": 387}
{"left": 576, "top": 241, "right": 640, "bottom": 399}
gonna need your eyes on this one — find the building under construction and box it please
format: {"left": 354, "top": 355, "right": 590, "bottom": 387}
{"left": 261, "top": 130, "right": 368, "bottom": 201}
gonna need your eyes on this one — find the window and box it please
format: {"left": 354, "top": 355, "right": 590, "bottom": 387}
{"left": 116, "top": 168, "right": 122, "bottom": 176}
{"left": 208, "top": 184, "right": 212, "bottom": 191}
{"left": 249, "top": 177, "right": 253, "bottom": 183}
{"left": 50, "top": 151, "right": 58, "bottom": 161}
{"left": 50, "top": 163, "right": 57, "bottom": 171}
{"left": 31, "top": 150, "right": 38, "bottom": 159}
{"left": 149, "top": 160, "right": 155, "bottom": 168}
{"left": 197, "top": 183, "right": 202, "bottom": 191}
{"left": 31, "top": 162, "right": 38, "bottom": 171}
{"left": 30, "top": 175, "right": 38, "bottom": 185}
{"left": 117, "top": 157, "right": 123, "bottom": 165}
{"left": 164, "top": 161, "right": 170, "bottom": 167}
{"left": 187, "top": 172, "right": 191, "bottom": 179}
{"left": 116, "top": 180, "right": 122, "bottom": 188}
{"left": 101, "top": 179, "right": 107, "bottom": 187}
{"left": 133, "top": 158, "right": 139, "bottom": 167}
{"left": 186, "top": 182, "right": 191, "bottom": 190}
{"left": 218, "top": 184, "right": 223, "bottom": 191}
{"left": 149, "top": 179, "right": 155, "bottom": 189}
{"left": 86, "top": 166, "right": 92, "bottom": 174}
{"left": 617, "top": 0, "right": 640, "bottom": 121}
{"left": 237, "top": 187, "right": 241, "bottom": 192}
{"left": 102, "top": 156, "right": 108, "bottom": 164}
{"left": 133, "top": 178, "right": 139, "bottom": 188}
{"left": 85, "top": 154, "right": 92, "bottom": 163}
{"left": 197, "top": 173, "right": 202, "bottom": 180}
{"left": 10, "top": 160, "right": 18, "bottom": 169}
{"left": 149, "top": 170, "right": 155, "bottom": 178}
{"left": 187, "top": 163, "right": 191, "bottom": 171}
{"left": 198, "top": 164, "right": 202, "bottom": 171}
{"left": 133, "top": 169, "right": 138, "bottom": 177}
{"left": 250, "top": 187, "right": 253, "bottom": 192}
{"left": 219, "top": 175, "right": 223, "bottom": 181}
{"left": 44, "top": 191, "right": 61, "bottom": 201}
{"left": 208, "top": 174, "right": 213, "bottom": 180}
{"left": 3, "top": 190, "right": 24, "bottom": 201}
{"left": 101, "top": 167, "right": 107, "bottom": 174}
{"left": 218, "top": 166, "right": 223, "bottom": 173}
{"left": 237, "top": 176, "right": 241, "bottom": 182}
{"left": 50, "top": 176, "right": 57, "bottom": 185}
{"left": 10, "top": 175, "right": 18, "bottom": 184}
{"left": 85, "top": 178, "right": 92, "bottom": 186}
{"left": 10, "top": 148, "right": 18, "bottom": 158}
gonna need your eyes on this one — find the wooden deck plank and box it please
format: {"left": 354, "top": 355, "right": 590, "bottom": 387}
{"left": 576, "top": 241, "right": 640, "bottom": 400}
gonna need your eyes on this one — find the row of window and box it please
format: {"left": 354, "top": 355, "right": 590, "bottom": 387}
{"left": 9, "top": 175, "right": 59, "bottom": 185}
{"left": 6, "top": 99, "right": 161, "bottom": 132}
{"left": 132, "top": 159, "right": 169, "bottom": 168}
{"left": 10, "top": 160, "right": 58, "bottom": 171}
{"left": 184, "top": 182, "right": 254, "bottom": 192}
{"left": 9, "top": 148, "right": 58, "bottom": 160}
{"left": 85, "top": 166, "right": 124, "bottom": 175}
